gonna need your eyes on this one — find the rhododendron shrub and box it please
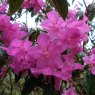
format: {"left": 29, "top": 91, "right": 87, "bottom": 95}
{"left": 0, "top": 0, "right": 95, "bottom": 95}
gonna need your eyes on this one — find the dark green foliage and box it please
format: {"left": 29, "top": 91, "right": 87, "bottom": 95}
{"left": 21, "top": 74, "right": 43, "bottom": 95}
{"left": 86, "top": 3, "right": 95, "bottom": 21}
{"left": 0, "top": 49, "right": 8, "bottom": 69}
{"left": 82, "top": 72, "right": 95, "bottom": 95}
{"left": 51, "top": 0, "right": 68, "bottom": 20}
{"left": 9, "top": 0, "right": 24, "bottom": 15}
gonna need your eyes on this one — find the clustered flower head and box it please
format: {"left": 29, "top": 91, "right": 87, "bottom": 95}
{"left": 0, "top": 1, "right": 93, "bottom": 95}
{"left": 22, "top": 0, "right": 45, "bottom": 12}
{"left": 0, "top": 14, "right": 27, "bottom": 46}
{"left": 0, "top": 1, "right": 7, "bottom": 14}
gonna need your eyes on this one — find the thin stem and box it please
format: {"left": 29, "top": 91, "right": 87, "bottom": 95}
{"left": 83, "top": 0, "right": 87, "bottom": 9}
{"left": 26, "top": 9, "right": 28, "bottom": 26}
{"left": 35, "top": 0, "right": 48, "bottom": 18}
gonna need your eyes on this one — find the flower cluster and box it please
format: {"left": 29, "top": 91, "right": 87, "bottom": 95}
{"left": 83, "top": 48, "right": 95, "bottom": 75}
{"left": 0, "top": 15, "right": 27, "bottom": 46}
{"left": 22, "top": 0, "right": 45, "bottom": 12}
{"left": 0, "top": 1, "right": 7, "bottom": 14}
{"left": 0, "top": 1, "right": 92, "bottom": 94}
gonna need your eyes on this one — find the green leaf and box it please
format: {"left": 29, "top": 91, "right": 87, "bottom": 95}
{"left": 0, "top": 48, "right": 8, "bottom": 69}
{"left": 9, "top": 0, "right": 24, "bottom": 15}
{"left": 72, "top": 0, "right": 75, "bottom": 4}
{"left": 42, "top": 76, "right": 60, "bottom": 95}
{"left": 82, "top": 72, "right": 95, "bottom": 95}
{"left": 43, "top": 84, "right": 60, "bottom": 95}
{"left": 43, "top": 84, "right": 55, "bottom": 95}
{"left": 76, "top": 10, "right": 83, "bottom": 20}
{"left": 15, "top": 74, "right": 21, "bottom": 83}
{"left": 21, "top": 74, "right": 43, "bottom": 95}
{"left": 29, "top": 30, "right": 40, "bottom": 42}
{"left": 86, "top": 3, "right": 95, "bottom": 21}
{"left": 21, "top": 75, "right": 36, "bottom": 95}
{"left": 51, "top": 0, "right": 68, "bottom": 20}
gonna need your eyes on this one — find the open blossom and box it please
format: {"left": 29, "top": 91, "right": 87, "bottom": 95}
{"left": 83, "top": 54, "right": 95, "bottom": 65}
{"left": 62, "top": 46, "right": 82, "bottom": 63}
{"left": 62, "top": 28, "right": 86, "bottom": 49}
{"left": 83, "top": 48, "right": 95, "bottom": 75}
{"left": 1, "top": 23, "right": 27, "bottom": 46}
{"left": 22, "top": 0, "right": 45, "bottom": 12}
{"left": 67, "top": 9, "right": 76, "bottom": 22}
{"left": 66, "top": 15, "right": 90, "bottom": 34}
{"left": 0, "top": 1, "right": 7, "bottom": 14}
{"left": 30, "top": 33, "right": 83, "bottom": 81}
{"left": 30, "top": 33, "right": 63, "bottom": 71}
{"left": 41, "top": 10, "right": 90, "bottom": 47}
{"left": 83, "top": 53, "right": 95, "bottom": 75}
{"left": 0, "top": 15, "right": 27, "bottom": 46}
{"left": 0, "top": 15, "right": 10, "bottom": 32}
{"left": 62, "top": 87, "right": 78, "bottom": 95}
{"left": 0, "top": 4, "right": 91, "bottom": 93}
{"left": 41, "top": 10, "right": 65, "bottom": 40}
{"left": 5, "top": 39, "right": 36, "bottom": 74}
{"left": 30, "top": 33, "right": 71, "bottom": 80}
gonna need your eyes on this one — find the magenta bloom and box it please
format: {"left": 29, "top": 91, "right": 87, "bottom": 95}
{"left": 0, "top": 15, "right": 10, "bottom": 32}
{"left": 41, "top": 10, "right": 65, "bottom": 40}
{"left": 83, "top": 54, "right": 95, "bottom": 75}
{"left": 30, "top": 33, "right": 83, "bottom": 81}
{"left": 83, "top": 47, "right": 95, "bottom": 75}
{"left": 62, "top": 28, "right": 86, "bottom": 49}
{"left": 31, "top": 33, "right": 63, "bottom": 69}
{"left": 5, "top": 39, "right": 36, "bottom": 74}
{"left": 62, "top": 87, "right": 78, "bottom": 95}
{"left": 41, "top": 9, "right": 89, "bottom": 44}
{"left": 30, "top": 33, "right": 68, "bottom": 79}
{"left": 1, "top": 23, "right": 27, "bottom": 46}
{"left": 22, "top": 0, "right": 45, "bottom": 12}
{"left": 0, "top": 1, "right": 7, "bottom": 14}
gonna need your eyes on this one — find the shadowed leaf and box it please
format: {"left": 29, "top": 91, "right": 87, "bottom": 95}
{"left": 9, "top": 0, "right": 24, "bottom": 15}
{"left": 51, "top": 0, "right": 68, "bottom": 20}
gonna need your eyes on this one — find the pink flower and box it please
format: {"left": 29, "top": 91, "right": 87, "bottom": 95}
{"left": 0, "top": 15, "right": 10, "bottom": 32}
{"left": 62, "top": 46, "right": 82, "bottom": 63}
{"left": 83, "top": 52, "right": 95, "bottom": 75}
{"left": 30, "top": 33, "right": 83, "bottom": 81}
{"left": 0, "top": 1, "right": 7, "bottom": 14}
{"left": 41, "top": 10, "right": 65, "bottom": 40}
{"left": 31, "top": 33, "right": 63, "bottom": 69}
{"left": 83, "top": 54, "right": 95, "bottom": 65}
{"left": 66, "top": 15, "right": 90, "bottom": 40}
{"left": 30, "top": 33, "right": 71, "bottom": 80}
{"left": 41, "top": 9, "right": 89, "bottom": 43}
{"left": 5, "top": 39, "right": 36, "bottom": 74}
{"left": 62, "top": 87, "right": 78, "bottom": 95}
{"left": 91, "top": 67, "right": 95, "bottom": 75}
{"left": 67, "top": 10, "right": 76, "bottom": 22}
{"left": 22, "top": 0, "right": 45, "bottom": 12}
{"left": 62, "top": 28, "right": 85, "bottom": 49}
{"left": 1, "top": 23, "right": 27, "bottom": 46}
